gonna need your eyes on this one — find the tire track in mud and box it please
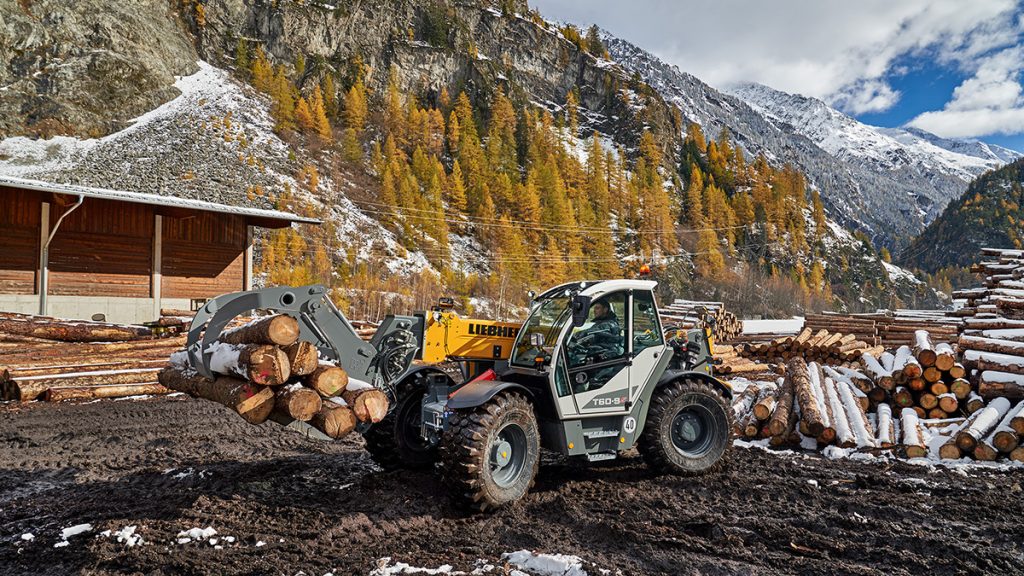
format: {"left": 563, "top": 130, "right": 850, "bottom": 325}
{"left": 1, "top": 397, "right": 1023, "bottom": 575}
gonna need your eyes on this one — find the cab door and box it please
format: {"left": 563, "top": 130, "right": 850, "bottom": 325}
{"left": 564, "top": 291, "right": 632, "bottom": 415}
{"left": 628, "top": 290, "right": 668, "bottom": 401}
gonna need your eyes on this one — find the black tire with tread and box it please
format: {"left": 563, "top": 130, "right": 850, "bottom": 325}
{"left": 440, "top": 392, "right": 540, "bottom": 512}
{"left": 363, "top": 374, "right": 440, "bottom": 470}
{"left": 639, "top": 379, "right": 732, "bottom": 476}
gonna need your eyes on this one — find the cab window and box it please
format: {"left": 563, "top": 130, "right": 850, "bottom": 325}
{"left": 632, "top": 291, "right": 663, "bottom": 354}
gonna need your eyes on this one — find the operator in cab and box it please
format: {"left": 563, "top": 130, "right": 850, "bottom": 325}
{"left": 576, "top": 299, "right": 623, "bottom": 360}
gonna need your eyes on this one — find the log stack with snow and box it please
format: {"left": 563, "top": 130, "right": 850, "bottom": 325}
{"left": 0, "top": 312, "right": 179, "bottom": 402}
{"left": 159, "top": 314, "right": 387, "bottom": 440}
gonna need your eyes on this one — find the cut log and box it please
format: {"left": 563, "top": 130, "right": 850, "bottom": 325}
{"left": 964, "top": 350, "right": 1024, "bottom": 376}
{"left": 1010, "top": 400, "right": 1024, "bottom": 436}
{"left": 0, "top": 317, "right": 151, "bottom": 342}
{"left": 966, "top": 392, "right": 985, "bottom": 414}
{"left": 977, "top": 371, "right": 1024, "bottom": 400}
{"left": 919, "top": 393, "right": 938, "bottom": 411}
{"left": 939, "top": 409, "right": 984, "bottom": 460}
{"left": 901, "top": 408, "right": 928, "bottom": 458}
{"left": 955, "top": 397, "right": 1011, "bottom": 453}
{"left": 929, "top": 381, "right": 949, "bottom": 396}
{"left": 341, "top": 381, "right": 389, "bottom": 423}
{"left": 158, "top": 367, "right": 275, "bottom": 424}
{"left": 824, "top": 377, "right": 855, "bottom": 448}
{"left": 769, "top": 396, "right": 799, "bottom": 447}
{"left": 875, "top": 403, "right": 896, "bottom": 447}
{"left": 1011, "top": 446, "right": 1024, "bottom": 462}
{"left": 958, "top": 335, "right": 1024, "bottom": 357}
{"left": 766, "top": 371, "right": 795, "bottom": 437}
{"left": 9, "top": 368, "right": 164, "bottom": 401}
{"left": 303, "top": 364, "right": 350, "bottom": 397}
{"left": 308, "top": 399, "right": 358, "bottom": 439}
{"left": 893, "top": 386, "right": 914, "bottom": 408}
{"left": 928, "top": 408, "right": 948, "bottom": 420}
{"left": 922, "top": 366, "right": 943, "bottom": 384}
{"left": 949, "top": 378, "right": 972, "bottom": 400}
{"left": 207, "top": 343, "right": 290, "bottom": 386}
{"left": 948, "top": 363, "right": 967, "bottom": 379}
{"left": 218, "top": 315, "right": 300, "bottom": 347}
{"left": 790, "top": 359, "right": 826, "bottom": 437}
{"left": 934, "top": 343, "right": 956, "bottom": 372}
{"left": 283, "top": 341, "right": 320, "bottom": 376}
{"left": 44, "top": 383, "right": 170, "bottom": 402}
{"left": 860, "top": 353, "right": 894, "bottom": 390}
{"left": 838, "top": 380, "right": 874, "bottom": 448}
{"left": 937, "top": 393, "right": 959, "bottom": 414}
{"left": 913, "top": 330, "right": 936, "bottom": 367}
{"left": 992, "top": 400, "right": 1024, "bottom": 453}
{"left": 273, "top": 383, "right": 322, "bottom": 422}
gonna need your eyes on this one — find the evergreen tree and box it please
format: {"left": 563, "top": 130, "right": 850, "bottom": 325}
{"left": 344, "top": 76, "right": 368, "bottom": 132}
{"left": 235, "top": 38, "right": 249, "bottom": 78}
{"left": 564, "top": 89, "right": 580, "bottom": 137}
{"left": 448, "top": 160, "right": 469, "bottom": 214}
{"left": 308, "top": 86, "right": 332, "bottom": 142}
{"left": 295, "top": 96, "right": 315, "bottom": 133}
{"left": 250, "top": 46, "right": 273, "bottom": 92}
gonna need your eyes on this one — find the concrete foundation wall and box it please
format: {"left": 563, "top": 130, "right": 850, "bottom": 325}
{"left": 0, "top": 295, "right": 192, "bottom": 325}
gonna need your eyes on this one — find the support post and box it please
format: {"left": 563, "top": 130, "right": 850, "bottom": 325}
{"left": 37, "top": 202, "right": 50, "bottom": 298}
{"left": 152, "top": 214, "right": 163, "bottom": 320}
{"left": 244, "top": 225, "right": 254, "bottom": 291}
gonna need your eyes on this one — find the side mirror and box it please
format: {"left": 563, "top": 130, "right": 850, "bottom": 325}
{"left": 571, "top": 294, "right": 592, "bottom": 327}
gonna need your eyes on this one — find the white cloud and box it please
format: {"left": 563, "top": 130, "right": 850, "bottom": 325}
{"left": 531, "top": 0, "right": 1021, "bottom": 118}
{"left": 909, "top": 46, "right": 1024, "bottom": 138}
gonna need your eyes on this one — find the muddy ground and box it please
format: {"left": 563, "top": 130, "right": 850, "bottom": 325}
{"left": 1, "top": 396, "right": 1021, "bottom": 576}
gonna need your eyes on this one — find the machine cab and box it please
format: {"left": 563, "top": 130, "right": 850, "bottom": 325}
{"left": 509, "top": 280, "right": 668, "bottom": 420}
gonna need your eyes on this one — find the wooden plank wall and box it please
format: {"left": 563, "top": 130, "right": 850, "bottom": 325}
{"left": 162, "top": 211, "right": 247, "bottom": 299}
{"left": 48, "top": 197, "right": 153, "bottom": 297}
{"left": 0, "top": 187, "right": 41, "bottom": 294}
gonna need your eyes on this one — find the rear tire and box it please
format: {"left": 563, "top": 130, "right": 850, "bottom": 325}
{"left": 441, "top": 392, "right": 540, "bottom": 512}
{"left": 639, "top": 379, "right": 732, "bottom": 476}
{"left": 363, "top": 374, "right": 440, "bottom": 470}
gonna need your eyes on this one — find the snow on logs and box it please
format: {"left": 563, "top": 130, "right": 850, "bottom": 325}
{"left": 159, "top": 314, "right": 385, "bottom": 441}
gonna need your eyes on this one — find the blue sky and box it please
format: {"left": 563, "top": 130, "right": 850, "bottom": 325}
{"left": 531, "top": 1, "right": 1024, "bottom": 152}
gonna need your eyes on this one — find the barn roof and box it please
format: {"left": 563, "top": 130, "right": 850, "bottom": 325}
{"left": 0, "top": 176, "right": 321, "bottom": 229}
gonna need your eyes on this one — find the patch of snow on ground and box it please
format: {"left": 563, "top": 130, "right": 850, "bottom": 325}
{"left": 503, "top": 550, "right": 589, "bottom": 576}
{"left": 20, "top": 533, "right": 34, "bottom": 541}
{"left": 99, "top": 525, "right": 144, "bottom": 547}
{"left": 176, "top": 526, "right": 217, "bottom": 545}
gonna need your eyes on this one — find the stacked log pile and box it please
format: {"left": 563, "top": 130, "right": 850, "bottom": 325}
{"left": 660, "top": 300, "right": 741, "bottom": 342}
{"left": 711, "top": 344, "right": 771, "bottom": 375}
{"left": 733, "top": 358, "right": 878, "bottom": 450}
{"left": 804, "top": 311, "right": 959, "bottom": 348}
{"left": 0, "top": 311, "right": 155, "bottom": 343}
{"left": 0, "top": 337, "right": 184, "bottom": 401}
{"left": 735, "top": 327, "right": 883, "bottom": 366}
{"left": 159, "top": 314, "right": 387, "bottom": 441}
{"left": 954, "top": 248, "right": 1024, "bottom": 406}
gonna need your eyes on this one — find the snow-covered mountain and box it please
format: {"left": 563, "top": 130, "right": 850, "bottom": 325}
{"left": 729, "top": 82, "right": 1019, "bottom": 185}
{"left": 603, "top": 33, "right": 1021, "bottom": 248}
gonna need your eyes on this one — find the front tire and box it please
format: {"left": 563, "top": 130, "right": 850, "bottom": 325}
{"left": 639, "top": 379, "right": 732, "bottom": 475}
{"left": 363, "top": 374, "right": 440, "bottom": 470}
{"left": 441, "top": 392, "right": 540, "bottom": 512}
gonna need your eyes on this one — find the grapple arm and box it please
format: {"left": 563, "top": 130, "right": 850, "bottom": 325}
{"left": 186, "top": 285, "right": 420, "bottom": 388}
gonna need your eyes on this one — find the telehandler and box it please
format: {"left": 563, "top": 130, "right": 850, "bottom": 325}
{"left": 186, "top": 279, "right": 732, "bottom": 511}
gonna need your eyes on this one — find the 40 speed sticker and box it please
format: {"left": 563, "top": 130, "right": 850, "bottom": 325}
{"left": 623, "top": 417, "right": 637, "bottom": 434}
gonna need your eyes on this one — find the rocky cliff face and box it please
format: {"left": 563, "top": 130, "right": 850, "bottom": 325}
{"left": 0, "top": 0, "right": 197, "bottom": 138}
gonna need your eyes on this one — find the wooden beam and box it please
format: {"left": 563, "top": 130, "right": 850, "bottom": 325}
{"left": 244, "top": 224, "right": 254, "bottom": 291}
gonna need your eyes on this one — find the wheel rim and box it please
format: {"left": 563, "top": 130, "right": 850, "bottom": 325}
{"left": 671, "top": 404, "right": 715, "bottom": 457}
{"left": 490, "top": 422, "right": 528, "bottom": 488}
{"left": 398, "top": 393, "right": 431, "bottom": 455}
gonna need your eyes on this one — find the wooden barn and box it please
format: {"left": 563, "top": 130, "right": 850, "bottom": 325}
{"left": 0, "top": 176, "right": 319, "bottom": 324}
